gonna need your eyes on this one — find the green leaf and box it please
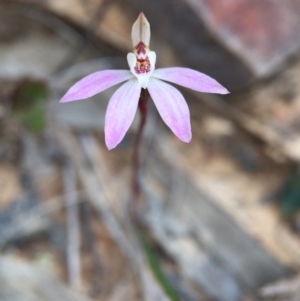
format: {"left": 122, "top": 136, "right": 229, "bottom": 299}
{"left": 278, "top": 170, "right": 300, "bottom": 218}
{"left": 12, "top": 81, "right": 48, "bottom": 134}
{"left": 14, "top": 102, "right": 46, "bottom": 134}
{"left": 138, "top": 231, "right": 180, "bottom": 301}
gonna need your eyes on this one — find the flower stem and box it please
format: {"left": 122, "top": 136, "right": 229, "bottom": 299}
{"left": 132, "top": 88, "right": 149, "bottom": 205}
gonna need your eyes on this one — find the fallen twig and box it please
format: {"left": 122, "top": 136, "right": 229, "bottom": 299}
{"left": 0, "top": 190, "right": 85, "bottom": 248}
{"left": 63, "top": 163, "right": 81, "bottom": 290}
{"left": 56, "top": 127, "right": 171, "bottom": 301}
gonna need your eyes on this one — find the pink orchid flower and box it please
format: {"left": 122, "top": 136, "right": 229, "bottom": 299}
{"left": 60, "top": 13, "right": 229, "bottom": 150}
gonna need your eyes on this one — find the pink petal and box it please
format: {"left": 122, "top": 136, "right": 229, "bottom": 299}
{"left": 147, "top": 78, "right": 191, "bottom": 143}
{"left": 60, "top": 70, "right": 134, "bottom": 103}
{"left": 105, "top": 79, "right": 141, "bottom": 150}
{"left": 152, "top": 67, "right": 229, "bottom": 94}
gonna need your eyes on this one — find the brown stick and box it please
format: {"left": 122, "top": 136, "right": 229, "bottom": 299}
{"left": 63, "top": 164, "right": 81, "bottom": 290}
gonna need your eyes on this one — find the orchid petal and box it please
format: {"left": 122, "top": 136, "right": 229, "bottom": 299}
{"left": 60, "top": 70, "right": 134, "bottom": 103}
{"left": 105, "top": 79, "right": 141, "bottom": 150}
{"left": 148, "top": 51, "right": 157, "bottom": 73}
{"left": 152, "top": 67, "right": 229, "bottom": 94}
{"left": 148, "top": 78, "right": 191, "bottom": 143}
{"left": 127, "top": 53, "right": 137, "bottom": 72}
{"left": 131, "top": 13, "right": 150, "bottom": 47}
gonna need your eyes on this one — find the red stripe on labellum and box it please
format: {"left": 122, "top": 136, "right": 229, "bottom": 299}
{"left": 134, "top": 57, "right": 151, "bottom": 74}
{"left": 134, "top": 42, "right": 151, "bottom": 74}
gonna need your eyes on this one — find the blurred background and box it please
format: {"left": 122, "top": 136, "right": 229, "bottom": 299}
{"left": 1, "top": 0, "right": 300, "bottom": 301}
